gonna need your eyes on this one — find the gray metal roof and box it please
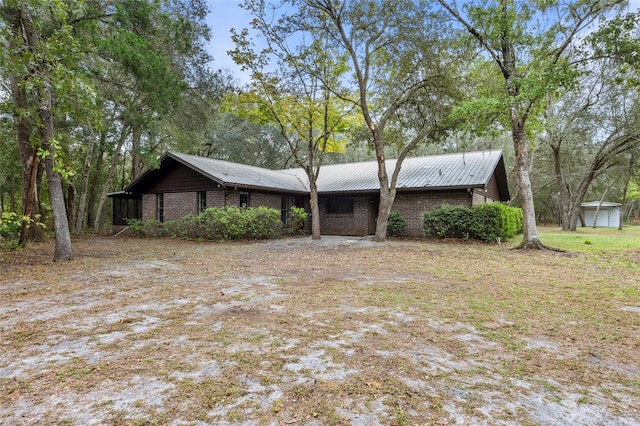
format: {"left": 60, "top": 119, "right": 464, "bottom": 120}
{"left": 129, "top": 150, "right": 507, "bottom": 197}
{"left": 581, "top": 201, "right": 621, "bottom": 208}
{"left": 169, "top": 152, "right": 308, "bottom": 192}
{"left": 285, "top": 150, "right": 505, "bottom": 193}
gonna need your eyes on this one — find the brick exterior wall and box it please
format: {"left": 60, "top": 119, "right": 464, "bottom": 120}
{"left": 392, "top": 190, "right": 472, "bottom": 237}
{"left": 143, "top": 188, "right": 472, "bottom": 237}
{"left": 142, "top": 194, "right": 156, "bottom": 221}
{"left": 249, "top": 192, "right": 281, "bottom": 210}
{"left": 164, "top": 192, "right": 197, "bottom": 221}
{"left": 319, "top": 196, "right": 370, "bottom": 236}
{"left": 142, "top": 189, "right": 284, "bottom": 222}
{"left": 207, "top": 190, "right": 226, "bottom": 208}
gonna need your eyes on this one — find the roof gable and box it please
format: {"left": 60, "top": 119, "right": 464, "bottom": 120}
{"left": 126, "top": 152, "right": 308, "bottom": 194}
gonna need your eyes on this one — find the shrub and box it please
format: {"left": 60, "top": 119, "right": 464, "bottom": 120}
{"left": 423, "top": 203, "right": 523, "bottom": 243}
{"left": 423, "top": 204, "right": 474, "bottom": 240}
{"left": 387, "top": 211, "right": 406, "bottom": 236}
{"left": 287, "top": 206, "right": 308, "bottom": 235}
{"left": 245, "top": 206, "right": 282, "bottom": 239}
{"left": 127, "top": 219, "right": 166, "bottom": 238}
{"left": 127, "top": 206, "right": 283, "bottom": 241}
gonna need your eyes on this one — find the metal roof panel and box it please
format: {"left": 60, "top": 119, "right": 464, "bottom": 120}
{"left": 283, "top": 150, "right": 504, "bottom": 193}
{"left": 170, "top": 152, "right": 309, "bottom": 192}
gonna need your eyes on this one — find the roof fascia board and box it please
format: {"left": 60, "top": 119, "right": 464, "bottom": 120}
{"left": 223, "top": 184, "right": 309, "bottom": 195}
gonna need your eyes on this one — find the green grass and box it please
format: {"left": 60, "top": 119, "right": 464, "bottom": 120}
{"left": 533, "top": 225, "right": 640, "bottom": 253}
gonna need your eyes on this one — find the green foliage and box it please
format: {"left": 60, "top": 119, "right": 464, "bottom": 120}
{"left": 0, "top": 212, "right": 44, "bottom": 250}
{"left": 423, "top": 203, "right": 523, "bottom": 243}
{"left": 127, "top": 219, "right": 166, "bottom": 238}
{"left": 387, "top": 211, "right": 407, "bottom": 237}
{"left": 127, "top": 207, "right": 283, "bottom": 241}
{"left": 0, "top": 212, "right": 22, "bottom": 250}
{"left": 287, "top": 206, "right": 309, "bottom": 235}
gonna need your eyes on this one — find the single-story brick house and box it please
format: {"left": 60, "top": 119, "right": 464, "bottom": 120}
{"left": 112, "top": 150, "right": 510, "bottom": 237}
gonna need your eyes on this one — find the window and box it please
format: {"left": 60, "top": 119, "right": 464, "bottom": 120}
{"left": 281, "top": 196, "right": 290, "bottom": 224}
{"left": 156, "top": 194, "right": 164, "bottom": 222}
{"left": 239, "top": 192, "right": 249, "bottom": 208}
{"left": 197, "top": 191, "right": 207, "bottom": 213}
{"left": 326, "top": 197, "right": 354, "bottom": 215}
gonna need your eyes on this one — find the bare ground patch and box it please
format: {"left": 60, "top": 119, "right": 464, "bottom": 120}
{"left": 1, "top": 235, "right": 639, "bottom": 425}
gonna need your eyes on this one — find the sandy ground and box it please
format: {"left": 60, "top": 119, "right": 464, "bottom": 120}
{"left": 1, "top": 235, "right": 639, "bottom": 425}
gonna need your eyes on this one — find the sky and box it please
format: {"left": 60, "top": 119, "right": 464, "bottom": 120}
{"left": 206, "top": 0, "right": 255, "bottom": 84}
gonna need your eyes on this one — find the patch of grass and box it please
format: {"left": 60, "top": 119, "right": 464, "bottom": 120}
{"left": 6, "top": 320, "right": 47, "bottom": 349}
{"left": 55, "top": 359, "right": 96, "bottom": 385}
{"left": 536, "top": 225, "right": 640, "bottom": 252}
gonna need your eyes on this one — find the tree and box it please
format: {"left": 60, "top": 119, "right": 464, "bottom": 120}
{"left": 437, "top": 0, "right": 625, "bottom": 248}
{"left": 73, "top": 0, "right": 215, "bottom": 232}
{"left": 544, "top": 66, "right": 640, "bottom": 231}
{"left": 0, "top": 0, "right": 95, "bottom": 260}
{"left": 230, "top": 3, "right": 354, "bottom": 240}
{"left": 196, "top": 111, "right": 292, "bottom": 169}
{"left": 0, "top": 123, "right": 21, "bottom": 213}
{"left": 284, "top": 0, "right": 459, "bottom": 241}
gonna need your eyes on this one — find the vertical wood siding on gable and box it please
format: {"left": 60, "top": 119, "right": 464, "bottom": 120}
{"left": 483, "top": 173, "right": 501, "bottom": 202}
{"left": 146, "top": 162, "right": 219, "bottom": 193}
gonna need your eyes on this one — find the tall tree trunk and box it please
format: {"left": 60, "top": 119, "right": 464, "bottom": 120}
{"left": 591, "top": 185, "right": 611, "bottom": 228}
{"left": 373, "top": 129, "right": 395, "bottom": 242}
{"left": 7, "top": 8, "right": 43, "bottom": 244}
{"left": 66, "top": 183, "right": 76, "bottom": 226}
{"left": 375, "top": 185, "right": 394, "bottom": 242}
{"left": 94, "top": 130, "right": 127, "bottom": 231}
{"left": 17, "top": 141, "right": 43, "bottom": 244}
{"left": 39, "top": 82, "right": 72, "bottom": 262}
{"left": 511, "top": 114, "right": 542, "bottom": 248}
{"left": 75, "top": 133, "right": 96, "bottom": 235}
{"left": 87, "top": 138, "right": 105, "bottom": 228}
{"left": 618, "top": 153, "right": 636, "bottom": 231}
{"left": 552, "top": 144, "right": 572, "bottom": 230}
{"left": 309, "top": 180, "right": 321, "bottom": 240}
{"left": 131, "top": 121, "right": 142, "bottom": 180}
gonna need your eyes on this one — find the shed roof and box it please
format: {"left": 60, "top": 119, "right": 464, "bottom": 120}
{"left": 126, "top": 150, "right": 510, "bottom": 200}
{"left": 581, "top": 201, "right": 621, "bottom": 208}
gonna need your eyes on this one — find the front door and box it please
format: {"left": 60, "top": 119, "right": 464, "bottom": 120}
{"left": 368, "top": 197, "right": 379, "bottom": 235}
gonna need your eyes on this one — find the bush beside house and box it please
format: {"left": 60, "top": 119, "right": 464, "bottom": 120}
{"left": 423, "top": 204, "right": 523, "bottom": 243}
{"left": 387, "top": 211, "right": 407, "bottom": 237}
{"left": 128, "top": 206, "right": 305, "bottom": 241}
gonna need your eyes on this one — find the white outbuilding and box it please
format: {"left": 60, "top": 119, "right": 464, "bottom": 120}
{"left": 581, "top": 201, "right": 621, "bottom": 228}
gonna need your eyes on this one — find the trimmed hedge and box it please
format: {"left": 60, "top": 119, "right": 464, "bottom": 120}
{"left": 423, "top": 203, "right": 523, "bottom": 243}
{"left": 128, "top": 206, "right": 283, "bottom": 241}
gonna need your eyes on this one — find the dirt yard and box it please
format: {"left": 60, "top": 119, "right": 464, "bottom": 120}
{"left": 1, "top": 235, "right": 639, "bottom": 425}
